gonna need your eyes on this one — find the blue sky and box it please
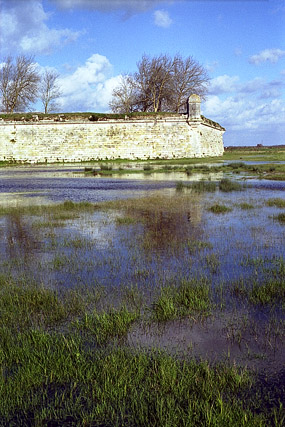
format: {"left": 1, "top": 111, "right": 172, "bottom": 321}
{"left": 1, "top": 0, "right": 285, "bottom": 146}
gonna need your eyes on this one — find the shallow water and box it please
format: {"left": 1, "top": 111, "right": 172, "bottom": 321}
{"left": 0, "top": 164, "right": 284, "bottom": 205}
{"left": 0, "top": 164, "right": 284, "bottom": 379}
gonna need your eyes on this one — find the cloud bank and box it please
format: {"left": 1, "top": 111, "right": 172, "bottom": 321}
{"left": 0, "top": 0, "right": 81, "bottom": 55}
{"left": 57, "top": 54, "right": 121, "bottom": 111}
{"left": 203, "top": 70, "right": 285, "bottom": 143}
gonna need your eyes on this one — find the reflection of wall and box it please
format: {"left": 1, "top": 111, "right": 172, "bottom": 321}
{"left": 0, "top": 117, "right": 224, "bottom": 163}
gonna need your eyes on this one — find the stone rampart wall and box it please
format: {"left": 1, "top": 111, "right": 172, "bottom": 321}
{"left": 0, "top": 117, "right": 224, "bottom": 162}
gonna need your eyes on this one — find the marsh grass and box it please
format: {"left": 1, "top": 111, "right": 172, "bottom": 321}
{"left": 205, "top": 253, "right": 221, "bottom": 274}
{"left": 231, "top": 277, "right": 285, "bottom": 306}
{"left": 32, "top": 220, "right": 65, "bottom": 229}
{"left": 273, "top": 213, "right": 285, "bottom": 223}
{"left": 115, "top": 215, "right": 138, "bottom": 225}
{"left": 73, "top": 306, "right": 139, "bottom": 345}
{"left": 208, "top": 203, "right": 232, "bottom": 214}
{"left": 186, "top": 239, "right": 213, "bottom": 254}
{"left": 2, "top": 334, "right": 276, "bottom": 426}
{"left": 143, "top": 164, "right": 153, "bottom": 171}
{"left": 0, "top": 277, "right": 83, "bottom": 331}
{"left": 152, "top": 278, "right": 212, "bottom": 321}
{"left": 0, "top": 200, "right": 95, "bottom": 217}
{"left": 191, "top": 181, "right": 217, "bottom": 193}
{"left": 175, "top": 181, "right": 184, "bottom": 191}
{"left": 63, "top": 237, "right": 92, "bottom": 249}
{"left": 52, "top": 253, "right": 71, "bottom": 269}
{"left": 100, "top": 164, "right": 113, "bottom": 171}
{"left": 266, "top": 198, "right": 285, "bottom": 208}
{"left": 219, "top": 178, "right": 244, "bottom": 192}
{"left": 176, "top": 181, "right": 216, "bottom": 193}
{"left": 239, "top": 202, "right": 255, "bottom": 210}
{"left": 0, "top": 194, "right": 284, "bottom": 424}
{"left": 176, "top": 179, "right": 245, "bottom": 194}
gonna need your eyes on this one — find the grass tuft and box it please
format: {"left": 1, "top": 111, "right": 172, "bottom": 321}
{"left": 273, "top": 213, "right": 285, "bottom": 224}
{"left": 266, "top": 198, "right": 285, "bottom": 208}
{"left": 208, "top": 204, "right": 232, "bottom": 214}
{"left": 239, "top": 202, "right": 255, "bottom": 210}
{"left": 73, "top": 306, "right": 139, "bottom": 345}
{"left": 152, "top": 278, "right": 212, "bottom": 321}
{"left": 219, "top": 178, "right": 244, "bottom": 192}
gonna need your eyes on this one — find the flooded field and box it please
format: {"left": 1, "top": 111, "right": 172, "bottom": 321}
{"left": 0, "top": 157, "right": 284, "bottom": 425}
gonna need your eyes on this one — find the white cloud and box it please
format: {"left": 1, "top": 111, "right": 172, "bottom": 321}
{"left": 239, "top": 77, "right": 266, "bottom": 93}
{"left": 249, "top": 48, "right": 285, "bottom": 65}
{"left": 203, "top": 94, "right": 285, "bottom": 132}
{"left": 51, "top": 0, "right": 167, "bottom": 13}
{"left": 0, "top": 0, "right": 81, "bottom": 55}
{"left": 203, "top": 69, "right": 285, "bottom": 139}
{"left": 154, "top": 9, "right": 173, "bottom": 28}
{"left": 57, "top": 54, "right": 121, "bottom": 111}
{"left": 208, "top": 75, "right": 239, "bottom": 94}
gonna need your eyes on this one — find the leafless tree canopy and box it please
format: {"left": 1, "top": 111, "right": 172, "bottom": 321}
{"left": 40, "top": 70, "right": 61, "bottom": 114}
{"left": 0, "top": 56, "right": 40, "bottom": 113}
{"left": 109, "top": 53, "right": 209, "bottom": 114}
{"left": 109, "top": 74, "right": 138, "bottom": 114}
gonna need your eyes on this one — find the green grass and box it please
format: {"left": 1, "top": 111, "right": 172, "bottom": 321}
{"left": 2, "top": 334, "right": 276, "bottom": 426}
{"left": 219, "top": 178, "right": 244, "bottom": 192}
{"left": 0, "top": 200, "right": 95, "bottom": 217}
{"left": 273, "top": 213, "right": 285, "bottom": 223}
{"left": 266, "top": 198, "right": 285, "bottom": 208}
{"left": 232, "top": 277, "right": 285, "bottom": 306}
{"left": 115, "top": 215, "right": 138, "bottom": 225}
{"left": 2, "top": 273, "right": 278, "bottom": 426}
{"left": 175, "top": 181, "right": 216, "bottom": 193}
{"left": 152, "top": 278, "right": 212, "bottom": 321}
{"left": 265, "top": 173, "right": 285, "bottom": 181}
{"left": 73, "top": 306, "right": 139, "bottom": 345}
{"left": 223, "top": 147, "right": 285, "bottom": 162}
{"left": 208, "top": 203, "right": 232, "bottom": 214}
{"left": 100, "top": 164, "right": 113, "bottom": 171}
{"left": 190, "top": 181, "right": 217, "bottom": 193}
{"left": 175, "top": 181, "right": 185, "bottom": 191}
{"left": 0, "top": 196, "right": 284, "bottom": 425}
{"left": 238, "top": 202, "right": 255, "bottom": 210}
{"left": 0, "top": 276, "right": 83, "bottom": 331}
{"left": 186, "top": 239, "right": 213, "bottom": 254}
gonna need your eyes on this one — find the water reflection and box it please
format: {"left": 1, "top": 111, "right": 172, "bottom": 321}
{"left": 4, "top": 214, "right": 41, "bottom": 263}
{"left": 135, "top": 206, "right": 202, "bottom": 252}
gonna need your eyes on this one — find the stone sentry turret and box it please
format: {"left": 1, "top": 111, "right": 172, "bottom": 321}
{"left": 187, "top": 94, "right": 201, "bottom": 120}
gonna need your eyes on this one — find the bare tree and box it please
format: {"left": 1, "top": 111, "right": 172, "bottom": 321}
{"left": 134, "top": 54, "right": 173, "bottom": 112}
{"left": 40, "top": 69, "right": 61, "bottom": 114}
{"left": 0, "top": 55, "right": 40, "bottom": 113}
{"left": 110, "top": 53, "right": 209, "bottom": 114}
{"left": 109, "top": 74, "right": 137, "bottom": 114}
{"left": 168, "top": 54, "right": 209, "bottom": 112}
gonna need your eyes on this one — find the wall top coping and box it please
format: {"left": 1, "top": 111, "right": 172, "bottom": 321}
{"left": 0, "top": 116, "right": 225, "bottom": 131}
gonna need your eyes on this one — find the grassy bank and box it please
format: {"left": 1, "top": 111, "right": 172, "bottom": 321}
{"left": 0, "top": 275, "right": 283, "bottom": 426}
